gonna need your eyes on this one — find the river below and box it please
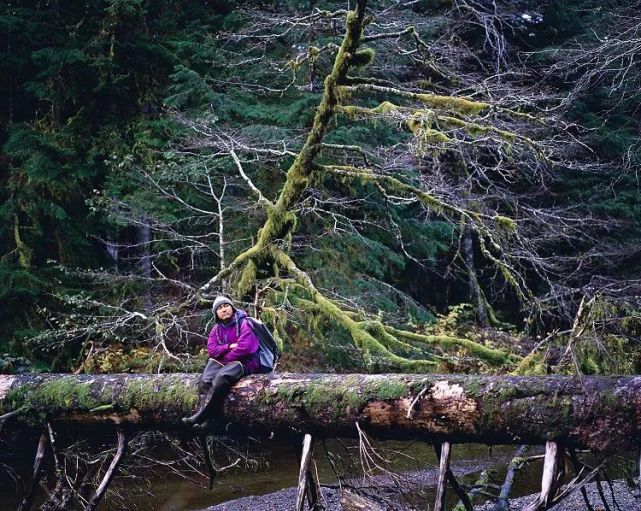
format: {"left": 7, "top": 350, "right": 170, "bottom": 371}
{"left": 1, "top": 435, "right": 632, "bottom": 510}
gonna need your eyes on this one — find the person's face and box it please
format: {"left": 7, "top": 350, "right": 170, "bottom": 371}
{"left": 216, "top": 303, "right": 233, "bottom": 321}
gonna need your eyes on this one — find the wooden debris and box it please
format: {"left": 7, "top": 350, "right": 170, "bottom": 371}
{"left": 434, "top": 441, "right": 451, "bottom": 511}
{"left": 85, "top": 429, "right": 127, "bottom": 511}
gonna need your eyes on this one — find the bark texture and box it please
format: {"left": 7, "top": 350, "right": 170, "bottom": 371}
{"left": 1, "top": 373, "right": 640, "bottom": 452}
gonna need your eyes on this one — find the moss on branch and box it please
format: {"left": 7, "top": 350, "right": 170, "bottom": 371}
{"left": 385, "top": 325, "right": 518, "bottom": 366}
{"left": 200, "top": 5, "right": 370, "bottom": 300}
{"left": 280, "top": 291, "right": 509, "bottom": 368}
{"left": 268, "top": 247, "right": 517, "bottom": 372}
{"left": 337, "top": 103, "right": 529, "bottom": 150}
{"left": 325, "top": 164, "right": 455, "bottom": 215}
{"left": 191, "top": 6, "right": 522, "bottom": 373}
{"left": 271, "top": 246, "right": 438, "bottom": 371}
{"left": 360, "top": 321, "right": 434, "bottom": 356}
{"left": 338, "top": 84, "right": 490, "bottom": 115}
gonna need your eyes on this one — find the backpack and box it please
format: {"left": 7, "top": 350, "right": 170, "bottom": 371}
{"left": 236, "top": 316, "right": 280, "bottom": 373}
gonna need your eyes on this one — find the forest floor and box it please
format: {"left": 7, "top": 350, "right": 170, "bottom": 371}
{"left": 205, "top": 480, "right": 640, "bottom": 511}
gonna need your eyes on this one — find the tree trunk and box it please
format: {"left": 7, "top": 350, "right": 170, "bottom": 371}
{"left": 1, "top": 373, "right": 640, "bottom": 451}
{"left": 138, "top": 219, "right": 153, "bottom": 311}
{"left": 463, "top": 225, "right": 489, "bottom": 327}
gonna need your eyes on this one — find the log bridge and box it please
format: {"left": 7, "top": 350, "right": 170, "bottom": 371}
{"left": 2, "top": 373, "right": 641, "bottom": 510}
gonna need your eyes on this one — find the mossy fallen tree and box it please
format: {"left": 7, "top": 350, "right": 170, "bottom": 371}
{"left": 2, "top": 373, "right": 641, "bottom": 452}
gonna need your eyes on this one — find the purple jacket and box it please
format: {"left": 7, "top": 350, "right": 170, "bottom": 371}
{"left": 207, "top": 310, "right": 259, "bottom": 374}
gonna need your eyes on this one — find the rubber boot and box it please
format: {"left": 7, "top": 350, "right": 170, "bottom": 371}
{"left": 183, "top": 362, "right": 244, "bottom": 427}
{"left": 182, "top": 375, "right": 227, "bottom": 426}
{"left": 188, "top": 384, "right": 219, "bottom": 425}
{"left": 181, "top": 382, "right": 212, "bottom": 426}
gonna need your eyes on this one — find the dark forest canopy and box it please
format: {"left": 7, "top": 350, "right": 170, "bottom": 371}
{"left": 1, "top": 0, "right": 640, "bottom": 375}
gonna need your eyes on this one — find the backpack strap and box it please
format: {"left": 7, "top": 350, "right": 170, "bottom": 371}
{"left": 215, "top": 314, "right": 250, "bottom": 345}
{"left": 237, "top": 316, "right": 260, "bottom": 335}
{"left": 236, "top": 316, "right": 242, "bottom": 338}
{"left": 238, "top": 316, "right": 261, "bottom": 362}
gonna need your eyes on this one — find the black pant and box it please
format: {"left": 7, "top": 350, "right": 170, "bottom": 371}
{"left": 184, "top": 359, "right": 246, "bottom": 425}
{"left": 201, "top": 358, "right": 245, "bottom": 390}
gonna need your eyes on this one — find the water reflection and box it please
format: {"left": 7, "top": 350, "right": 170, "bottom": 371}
{"left": 1, "top": 436, "right": 633, "bottom": 511}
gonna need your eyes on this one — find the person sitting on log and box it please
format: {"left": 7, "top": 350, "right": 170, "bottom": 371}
{"left": 182, "top": 295, "right": 260, "bottom": 430}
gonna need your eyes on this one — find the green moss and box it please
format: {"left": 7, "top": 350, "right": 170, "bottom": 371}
{"left": 33, "top": 377, "right": 103, "bottom": 410}
{"left": 3, "top": 385, "right": 31, "bottom": 414}
{"left": 295, "top": 375, "right": 412, "bottom": 420}
{"left": 416, "top": 94, "right": 489, "bottom": 115}
{"left": 329, "top": 164, "right": 449, "bottom": 214}
{"left": 4, "top": 376, "right": 116, "bottom": 424}
{"left": 362, "top": 321, "right": 426, "bottom": 355}
{"left": 511, "top": 351, "right": 547, "bottom": 375}
{"left": 600, "top": 390, "right": 618, "bottom": 410}
{"left": 337, "top": 102, "right": 399, "bottom": 118}
{"left": 351, "top": 48, "right": 375, "bottom": 68}
{"left": 301, "top": 380, "right": 365, "bottom": 419}
{"left": 416, "top": 127, "right": 450, "bottom": 144}
{"left": 121, "top": 376, "right": 198, "bottom": 412}
{"left": 374, "top": 101, "right": 399, "bottom": 114}
{"left": 255, "top": 385, "right": 283, "bottom": 406}
{"left": 305, "top": 383, "right": 330, "bottom": 411}
{"left": 236, "top": 259, "right": 258, "bottom": 295}
{"left": 343, "top": 389, "right": 363, "bottom": 409}
{"left": 496, "top": 384, "right": 522, "bottom": 402}
{"left": 363, "top": 379, "right": 408, "bottom": 400}
{"left": 14, "top": 216, "right": 33, "bottom": 269}
{"left": 345, "top": 10, "right": 358, "bottom": 25}
{"left": 438, "top": 115, "right": 518, "bottom": 142}
{"left": 495, "top": 215, "right": 517, "bottom": 232}
{"left": 462, "top": 377, "right": 483, "bottom": 397}
{"left": 387, "top": 326, "right": 514, "bottom": 366}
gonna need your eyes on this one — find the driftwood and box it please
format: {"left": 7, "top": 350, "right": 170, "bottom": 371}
{"left": 340, "top": 488, "right": 384, "bottom": 511}
{"left": 17, "top": 431, "right": 47, "bottom": 511}
{"left": 85, "top": 429, "right": 127, "bottom": 511}
{"left": 493, "top": 445, "right": 529, "bottom": 511}
{"left": 523, "top": 441, "right": 564, "bottom": 511}
{"left": 433, "top": 442, "right": 451, "bottom": 511}
{"left": 2, "top": 373, "right": 641, "bottom": 451}
{"left": 294, "top": 435, "right": 320, "bottom": 511}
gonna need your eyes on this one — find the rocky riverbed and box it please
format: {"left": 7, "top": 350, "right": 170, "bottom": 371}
{"left": 206, "top": 480, "right": 640, "bottom": 511}
{"left": 477, "top": 480, "right": 640, "bottom": 511}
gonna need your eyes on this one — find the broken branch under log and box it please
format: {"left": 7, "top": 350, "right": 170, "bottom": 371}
{"left": 434, "top": 442, "right": 451, "bottom": 511}
{"left": 17, "top": 431, "right": 47, "bottom": 511}
{"left": 85, "top": 429, "right": 127, "bottom": 511}
{"left": 1, "top": 373, "right": 641, "bottom": 452}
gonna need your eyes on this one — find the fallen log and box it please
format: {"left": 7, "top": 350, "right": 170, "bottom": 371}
{"left": 1, "top": 373, "right": 640, "bottom": 451}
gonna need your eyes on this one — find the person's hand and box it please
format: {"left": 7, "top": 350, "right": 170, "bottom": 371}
{"left": 229, "top": 343, "right": 237, "bottom": 349}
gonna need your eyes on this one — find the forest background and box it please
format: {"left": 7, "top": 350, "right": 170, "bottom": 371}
{"left": 1, "top": 0, "right": 640, "bottom": 377}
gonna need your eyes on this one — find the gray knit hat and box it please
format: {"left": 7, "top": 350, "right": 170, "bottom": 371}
{"left": 212, "top": 295, "right": 235, "bottom": 315}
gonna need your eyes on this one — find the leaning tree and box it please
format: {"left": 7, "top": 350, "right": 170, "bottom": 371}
{"left": 33, "top": 0, "right": 638, "bottom": 373}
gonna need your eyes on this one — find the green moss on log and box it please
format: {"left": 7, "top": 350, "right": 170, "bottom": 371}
{"left": 121, "top": 376, "right": 198, "bottom": 413}
{"left": 5, "top": 376, "right": 112, "bottom": 423}
{"left": 4, "top": 375, "right": 199, "bottom": 424}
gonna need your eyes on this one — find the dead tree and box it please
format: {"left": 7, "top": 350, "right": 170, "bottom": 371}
{"left": 2, "top": 373, "right": 641, "bottom": 452}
